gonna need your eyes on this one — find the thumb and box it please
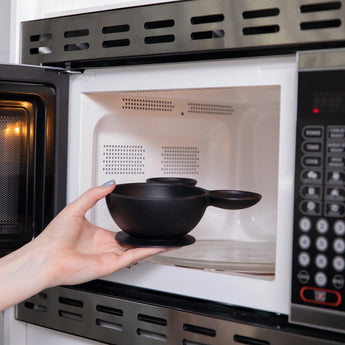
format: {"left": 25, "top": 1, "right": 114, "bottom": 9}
{"left": 67, "top": 180, "right": 116, "bottom": 216}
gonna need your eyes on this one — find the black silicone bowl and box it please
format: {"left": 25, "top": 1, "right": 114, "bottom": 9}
{"left": 106, "top": 183, "right": 261, "bottom": 243}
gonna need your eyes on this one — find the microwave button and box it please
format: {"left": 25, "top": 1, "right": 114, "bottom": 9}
{"left": 298, "top": 252, "right": 311, "bottom": 267}
{"left": 315, "top": 254, "right": 328, "bottom": 269}
{"left": 299, "top": 217, "right": 312, "bottom": 232}
{"left": 327, "top": 141, "right": 345, "bottom": 154}
{"left": 334, "top": 220, "right": 345, "bottom": 236}
{"left": 328, "top": 126, "right": 345, "bottom": 140}
{"left": 325, "top": 187, "right": 345, "bottom": 202}
{"left": 301, "top": 186, "right": 321, "bottom": 199}
{"left": 302, "top": 169, "right": 322, "bottom": 183}
{"left": 315, "top": 272, "right": 327, "bottom": 287}
{"left": 303, "top": 126, "right": 324, "bottom": 139}
{"left": 300, "top": 200, "right": 321, "bottom": 215}
{"left": 333, "top": 256, "right": 345, "bottom": 272}
{"left": 316, "top": 236, "right": 328, "bottom": 252}
{"left": 327, "top": 156, "right": 345, "bottom": 169}
{"left": 300, "top": 287, "right": 341, "bottom": 306}
{"left": 332, "top": 275, "right": 345, "bottom": 289}
{"left": 316, "top": 218, "right": 329, "bottom": 234}
{"left": 333, "top": 238, "right": 345, "bottom": 254}
{"left": 303, "top": 142, "right": 322, "bottom": 153}
{"left": 299, "top": 235, "right": 311, "bottom": 250}
{"left": 302, "top": 156, "right": 322, "bottom": 168}
{"left": 325, "top": 202, "right": 345, "bottom": 217}
{"left": 297, "top": 270, "right": 310, "bottom": 284}
{"left": 314, "top": 290, "right": 327, "bottom": 302}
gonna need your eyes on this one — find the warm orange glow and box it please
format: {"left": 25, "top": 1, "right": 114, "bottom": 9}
{"left": 3, "top": 123, "right": 23, "bottom": 136}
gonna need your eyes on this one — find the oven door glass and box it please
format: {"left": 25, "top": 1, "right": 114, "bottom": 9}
{"left": 0, "top": 64, "right": 68, "bottom": 255}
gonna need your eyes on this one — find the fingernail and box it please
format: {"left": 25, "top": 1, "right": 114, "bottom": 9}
{"left": 102, "top": 179, "right": 115, "bottom": 188}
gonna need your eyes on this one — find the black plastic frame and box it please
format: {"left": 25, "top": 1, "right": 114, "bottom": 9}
{"left": 0, "top": 64, "right": 69, "bottom": 255}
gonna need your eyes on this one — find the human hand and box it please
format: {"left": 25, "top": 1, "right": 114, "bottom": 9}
{"left": 32, "top": 180, "right": 168, "bottom": 287}
{"left": 0, "top": 180, "right": 169, "bottom": 311}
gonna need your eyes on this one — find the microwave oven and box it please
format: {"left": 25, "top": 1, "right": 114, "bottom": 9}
{"left": 2, "top": 0, "right": 345, "bottom": 344}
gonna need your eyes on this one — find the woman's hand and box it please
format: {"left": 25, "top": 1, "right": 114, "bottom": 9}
{"left": 0, "top": 181, "right": 167, "bottom": 311}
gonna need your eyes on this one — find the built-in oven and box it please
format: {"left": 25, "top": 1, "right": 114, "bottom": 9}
{"left": 2, "top": 0, "right": 345, "bottom": 344}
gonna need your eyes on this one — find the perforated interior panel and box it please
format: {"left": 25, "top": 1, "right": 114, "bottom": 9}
{"left": 0, "top": 107, "right": 27, "bottom": 232}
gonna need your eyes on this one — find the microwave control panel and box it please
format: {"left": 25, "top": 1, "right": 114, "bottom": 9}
{"left": 290, "top": 67, "right": 345, "bottom": 333}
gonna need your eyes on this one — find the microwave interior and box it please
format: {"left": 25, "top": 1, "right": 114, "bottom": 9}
{"left": 87, "top": 85, "right": 280, "bottom": 277}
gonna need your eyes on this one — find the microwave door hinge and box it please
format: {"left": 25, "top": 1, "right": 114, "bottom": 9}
{"left": 58, "top": 63, "right": 84, "bottom": 75}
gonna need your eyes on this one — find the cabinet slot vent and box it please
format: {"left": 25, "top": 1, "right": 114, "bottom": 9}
{"left": 183, "top": 324, "right": 216, "bottom": 337}
{"left": 102, "top": 24, "right": 130, "bottom": 34}
{"left": 58, "top": 296, "right": 84, "bottom": 308}
{"left": 24, "top": 302, "right": 47, "bottom": 312}
{"left": 103, "top": 39, "right": 130, "bottom": 48}
{"left": 96, "top": 319, "right": 123, "bottom": 331}
{"left": 96, "top": 304, "right": 124, "bottom": 316}
{"left": 137, "top": 328, "right": 167, "bottom": 342}
{"left": 145, "top": 35, "right": 175, "bottom": 44}
{"left": 300, "top": 1, "right": 342, "bottom": 12}
{"left": 242, "top": 8, "right": 280, "bottom": 19}
{"left": 58, "top": 310, "right": 83, "bottom": 321}
{"left": 191, "top": 30, "right": 224, "bottom": 40}
{"left": 64, "top": 29, "right": 89, "bottom": 38}
{"left": 137, "top": 313, "right": 168, "bottom": 326}
{"left": 233, "top": 334, "right": 270, "bottom": 345}
{"left": 145, "top": 19, "right": 175, "bottom": 29}
{"left": 30, "top": 46, "right": 52, "bottom": 55}
{"left": 191, "top": 14, "right": 224, "bottom": 24}
{"left": 64, "top": 43, "right": 89, "bottom": 51}
{"left": 300, "top": 19, "right": 342, "bottom": 30}
{"left": 243, "top": 25, "right": 280, "bottom": 35}
{"left": 30, "top": 33, "right": 52, "bottom": 42}
{"left": 183, "top": 340, "right": 211, "bottom": 345}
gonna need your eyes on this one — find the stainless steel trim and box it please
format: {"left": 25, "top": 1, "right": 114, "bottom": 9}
{"left": 291, "top": 303, "right": 345, "bottom": 334}
{"left": 16, "top": 287, "right": 345, "bottom": 345}
{"left": 298, "top": 48, "right": 345, "bottom": 70}
{"left": 21, "top": 0, "right": 345, "bottom": 67}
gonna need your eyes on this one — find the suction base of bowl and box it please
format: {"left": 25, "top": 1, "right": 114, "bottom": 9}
{"left": 115, "top": 231, "right": 196, "bottom": 248}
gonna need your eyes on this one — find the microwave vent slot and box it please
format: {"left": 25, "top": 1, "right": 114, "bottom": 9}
{"left": 102, "top": 144, "right": 146, "bottom": 176}
{"left": 243, "top": 25, "right": 280, "bottom": 36}
{"left": 300, "top": 1, "right": 342, "bottom": 12}
{"left": 188, "top": 102, "right": 234, "bottom": 116}
{"left": 122, "top": 97, "right": 174, "bottom": 112}
{"left": 145, "top": 35, "right": 175, "bottom": 45}
{"left": 300, "top": 19, "right": 341, "bottom": 30}
{"left": 161, "top": 146, "right": 199, "bottom": 175}
{"left": 191, "top": 14, "right": 225, "bottom": 25}
{"left": 103, "top": 24, "right": 130, "bottom": 34}
{"left": 242, "top": 8, "right": 280, "bottom": 19}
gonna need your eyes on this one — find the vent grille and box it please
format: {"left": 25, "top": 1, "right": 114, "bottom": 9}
{"left": 102, "top": 144, "right": 145, "bottom": 175}
{"left": 16, "top": 286, "right": 345, "bottom": 345}
{"left": 122, "top": 97, "right": 174, "bottom": 112}
{"left": 20, "top": 0, "right": 345, "bottom": 67}
{"left": 188, "top": 102, "right": 234, "bottom": 116}
{"left": 161, "top": 146, "right": 199, "bottom": 175}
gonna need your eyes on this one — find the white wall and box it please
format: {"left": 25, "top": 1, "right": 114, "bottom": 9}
{"left": 0, "top": 0, "right": 11, "bottom": 63}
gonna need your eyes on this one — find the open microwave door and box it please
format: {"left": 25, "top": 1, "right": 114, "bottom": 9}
{"left": 0, "top": 64, "right": 68, "bottom": 256}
